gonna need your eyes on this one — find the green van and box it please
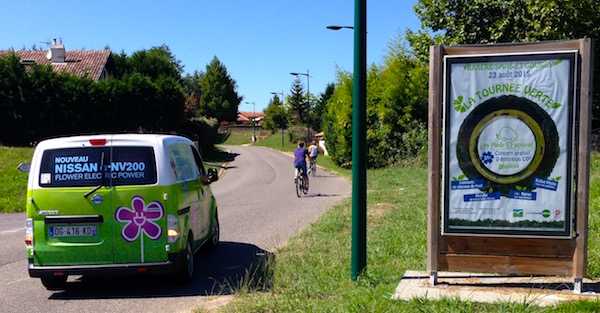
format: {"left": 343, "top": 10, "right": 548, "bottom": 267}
{"left": 24, "top": 134, "right": 219, "bottom": 290}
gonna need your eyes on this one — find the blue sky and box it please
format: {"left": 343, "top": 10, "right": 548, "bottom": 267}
{"left": 1, "top": 0, "right": 421, "bottom": 113}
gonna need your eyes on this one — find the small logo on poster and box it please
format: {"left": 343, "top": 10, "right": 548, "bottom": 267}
{"left": 481, "top": 151, "right": 494, "bottom": 165}
{"left": 513, "top": 209, "right": 523, "bottom": 217}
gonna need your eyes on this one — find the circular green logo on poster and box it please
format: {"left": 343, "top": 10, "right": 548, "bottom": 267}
{"left": 469, "top": 109, "right": 545, "bottom": 184}
{"left": 476, "top": 116, "right": 537, "bottom": 175}
{"left": 456, "top": 95, "right": 560, "bottom": 196}
{"left": 542, "top": 209, "right": 551, "bottom": 218}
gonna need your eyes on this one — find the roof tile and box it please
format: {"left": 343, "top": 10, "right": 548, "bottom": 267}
{"left": 0, "top": 49, "right": 111, "bottom": 81}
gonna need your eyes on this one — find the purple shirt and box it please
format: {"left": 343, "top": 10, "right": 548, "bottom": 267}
{"left": 294, "top": 147, "right": 308, "bottom": 165}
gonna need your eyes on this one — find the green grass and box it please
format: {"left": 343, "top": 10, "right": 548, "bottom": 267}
{"left": 0, "top": 146, "right": 34, "bottom": 213}
{"left": 218, "top": 143, "right": 600, "bottom": 312}
{"left": 217, "top": 129, "right": 274, "bottom": 146}
{"left": 216, "top": 131, "right": 252, "bottom": 146}
{"left": 254, "top": 130, "right": 297, "bottom": 152}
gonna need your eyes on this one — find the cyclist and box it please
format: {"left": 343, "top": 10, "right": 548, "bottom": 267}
{"left": 294, "top": 140, "right": 309, "bottom": 183}
{"left": 308, "top": 140, "right": 319, "bottom": 173}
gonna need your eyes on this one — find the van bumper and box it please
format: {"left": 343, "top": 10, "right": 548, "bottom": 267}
{"left": 28, "top": 251, "right": 186, "bottom": 278}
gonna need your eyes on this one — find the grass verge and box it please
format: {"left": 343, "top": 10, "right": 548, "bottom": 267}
{"left": 0, "top": 146, "right": 34, "bottom": 213}
{"left": 219, "top": 147, "right": 600, "bottom": 312}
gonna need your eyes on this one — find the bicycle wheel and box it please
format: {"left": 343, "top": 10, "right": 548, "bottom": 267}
{"left": 302, "top": 176, "right": 309, "bottom": 195}
{"left": 311, "top": 161, "right": 316, "bottom": 176}
{"left": 296, "top": 175, "right": 302, "bottom": 197}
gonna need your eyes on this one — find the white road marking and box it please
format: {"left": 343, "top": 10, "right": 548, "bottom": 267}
{"left": 0, "top": 228, "right": 22, "bottom": 235}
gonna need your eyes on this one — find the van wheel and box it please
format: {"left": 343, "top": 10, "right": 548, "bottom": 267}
{"left": 205, "top": 210, "right": 219, "bottom": 250}
{"left": 178, "top": 238, "right": 195, "bottom": 283}
{"left": 41, "top": 276, "right": 67, "bottom": 290}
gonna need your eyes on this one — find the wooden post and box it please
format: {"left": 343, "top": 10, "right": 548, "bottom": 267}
{"left": 427, "top": 45, "right": 444, "bottom": 285}
{"left": 573, "top": 38, "right": 594, "bottom": 293}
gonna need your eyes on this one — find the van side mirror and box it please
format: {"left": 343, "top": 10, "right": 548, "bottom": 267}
{"left": 17, "top": 162, "right": 31, "bottom": 173}
{"left": 207, "top": 168, "right": 218, "bottom": 182}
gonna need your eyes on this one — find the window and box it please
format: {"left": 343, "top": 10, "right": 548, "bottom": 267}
{"left": 190, "top": 145, "right": 206, "bottom": 176}
{"left": 40, "top": 147, "right": 157, "bottom": 187}
{"left": 167, "top": 143, "right": 198, "bottom": 182}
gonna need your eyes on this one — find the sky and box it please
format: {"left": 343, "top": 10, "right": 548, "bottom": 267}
{"left": 1, "top": 0, "right": 422, "bottom": 113}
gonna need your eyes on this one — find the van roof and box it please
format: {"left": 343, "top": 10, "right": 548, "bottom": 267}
{"left": 36, "top": 134, "right": 192, "bottom": 149}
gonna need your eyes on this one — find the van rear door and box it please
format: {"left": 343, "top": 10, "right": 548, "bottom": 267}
{"left": 32, "top": 144, "right": 115, "bottom": 266}
{"left": 109, "top": 145, "right": 167, "bottom": 264}
{"left": 32, "top": 141, "right": 164, "bottom": 266}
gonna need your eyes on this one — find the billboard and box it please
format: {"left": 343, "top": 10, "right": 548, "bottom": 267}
{"left": 443, "top": 51, "right": 577, "bottom": 237}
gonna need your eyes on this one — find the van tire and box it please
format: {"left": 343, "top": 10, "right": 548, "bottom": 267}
{"left": 205, "top": 210, "right": 219, "bottom": 250}
{"left": 41, "top": 276, "right": 67, "bottom": 290}
{"left": 178, "top": 238, "right": 195, "bottom": 283}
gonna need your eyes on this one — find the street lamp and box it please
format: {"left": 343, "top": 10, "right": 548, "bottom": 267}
{"left": 271, "top": 91, "right": 285, "bottom": 147}
{"left": 326, "top": 25, "right": 354, "bottom": 30}
{"left": 245, "top": 101, "right": 256, "bottom": 142}
{"left": 328, "top": 0, "right": 367, "bottom": 281}
{"left": 290, "top": 70, "right": 311, "bottom": 144}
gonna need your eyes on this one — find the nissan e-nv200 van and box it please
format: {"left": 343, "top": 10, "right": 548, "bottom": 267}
{"left": 24, "top": 134, "right": 219, "bottom": 290}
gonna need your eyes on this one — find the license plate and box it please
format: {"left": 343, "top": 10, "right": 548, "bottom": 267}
{"left": 49, "top": 225, "right": 97, "bottom": 237}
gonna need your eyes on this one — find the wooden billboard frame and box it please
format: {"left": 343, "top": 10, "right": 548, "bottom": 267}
{"left": 427, "top": 39, "right": 594, "bottom": 292}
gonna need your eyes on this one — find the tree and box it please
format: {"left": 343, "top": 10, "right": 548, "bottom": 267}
{"left": 112, "top": 45, "right": 183, "bottom": 83}
{"left": 129, "top": 45, "right": 183, "bottom": 82}
{"left": 323, "top": 31, "right": 429, "bottom": 168}
{"left": 288, "top": 77, "right": 307, "bottom": 125}
{"left": 0, "top": 53, "right": 29, "bottom": 145}
{"left": 262, "top": 94, "right": 287, "bottom": 133}
{"left": 413, "top": 0, "right": 600, "bottom": 126}
{"left": 323, "top": 71, "right": 353, "bottom": 166}
{"left": 0, "top": 46, "right": 191, "bottom": 146}
{"left": 182, "top": 70, "right": 204, "bottom": 119}
{"left": 198, "top": 56, "right": 241, "bottom": 122}
{"left": 311, "top": 83, "right": 335, "bottom": 132}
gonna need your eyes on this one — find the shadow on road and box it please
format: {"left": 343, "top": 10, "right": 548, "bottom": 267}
{"left": 303, "top": 193, "right": 342, "bottom": 198}
{"left": 49, "top": 242, "right": 274, "bottom": 300}
{"left": 205, "top": 149, "right": 240, "bottom": 165}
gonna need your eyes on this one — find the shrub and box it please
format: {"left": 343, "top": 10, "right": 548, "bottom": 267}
{"left": 178, "top": 116, "right": 219, "bottom": 157}
{"left": 287, "top": 125, "right": 312, "bottom": 145}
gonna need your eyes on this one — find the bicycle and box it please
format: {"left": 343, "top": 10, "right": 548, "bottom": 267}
{"left": 308, "top": 157, "right": 317, "bottom": 177}
{"left": 295, "top": 166, "right": 309, "bottom": 197}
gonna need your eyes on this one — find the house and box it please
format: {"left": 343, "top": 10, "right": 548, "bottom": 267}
{"left": 0, "top": 38, "right": 112, "bottom": 81}
{"left": 237, "top": 111, "right": 265, "bottom": 125}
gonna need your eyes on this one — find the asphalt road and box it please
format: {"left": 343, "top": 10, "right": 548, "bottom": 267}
{"left": 0, "top": 145, "right": 351, "bottom": 313}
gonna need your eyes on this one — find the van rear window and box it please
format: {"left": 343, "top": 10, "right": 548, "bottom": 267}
{"left": 39, "top": 147, "right": 157, "bottom": 187}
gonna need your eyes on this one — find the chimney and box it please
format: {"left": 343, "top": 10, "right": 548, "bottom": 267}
{"left": 46, "top": 38, "right": 65, "bottom": 63}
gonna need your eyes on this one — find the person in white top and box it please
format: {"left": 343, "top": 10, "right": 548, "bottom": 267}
{"left": 308, "top": 140, "right": 319, "bottom": 174}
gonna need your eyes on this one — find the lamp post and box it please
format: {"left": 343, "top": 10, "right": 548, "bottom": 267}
{"left": 290, "top": 70, "right": 311, "bottom": 144}
{"left": 326, "top": 25, "right": 354, "bottom": 30}
{"left": 245, "top": 101, "right": 256, "bottom": 142}
{"left": 271, "top": 91, "right": 285, "bottom": 147}
{"left": 327, "top": 0, "right": 367, "bottom": 281}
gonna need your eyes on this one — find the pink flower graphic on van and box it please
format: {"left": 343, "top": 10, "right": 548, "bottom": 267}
{"left": 115, "top": 196, "right": 164, "bottom": 242}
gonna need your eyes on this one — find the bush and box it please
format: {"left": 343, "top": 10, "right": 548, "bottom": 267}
{"left": 178, "top": 116, "right": 219, "bottom": 157}
{"left": 0, "top": 52, "right": 186, "bottom": 146}
{"left": 322, "top": 31, "right": 430, "bottom": 168}
{"left": 287, "top": 125, "right": 312, "bottom": 144}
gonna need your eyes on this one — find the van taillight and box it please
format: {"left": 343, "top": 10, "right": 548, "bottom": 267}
{"left": 167, "top": 214, "right": 179, "bottom": 243}
{"left": 89, "top": 138, "right": 107, "bottom": 146}
{"left": 25, "top": 218, "right": 33, "bottom": 247}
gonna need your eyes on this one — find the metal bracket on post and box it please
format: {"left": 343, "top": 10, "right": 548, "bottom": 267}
{"left": 430, "top": 271, "right": 438, "bottom": 286}
{"left": 573, "top": 277, "right": 583, "bottom": 294}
